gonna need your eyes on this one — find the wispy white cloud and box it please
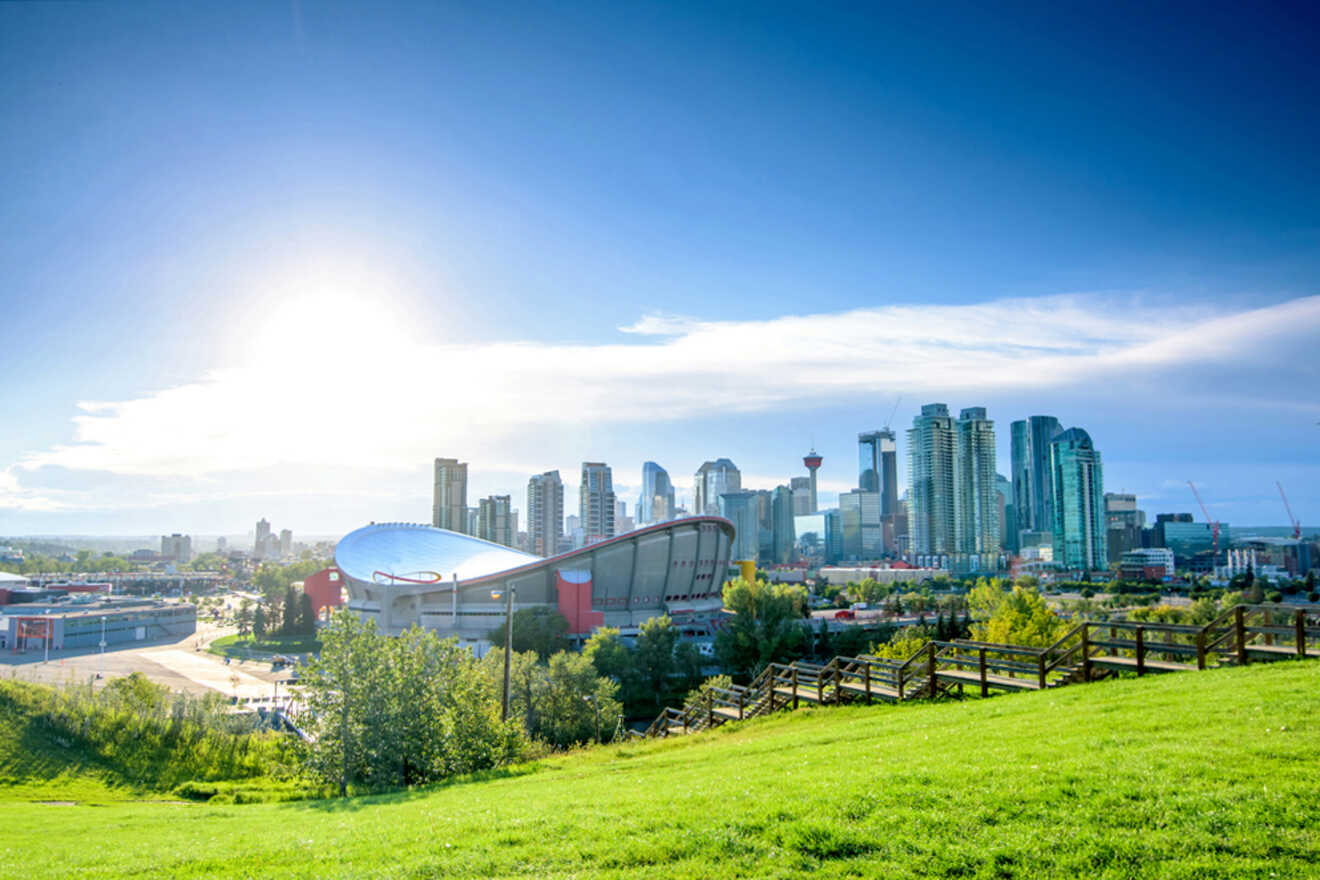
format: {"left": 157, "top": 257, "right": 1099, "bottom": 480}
{"left": 6, "top": 293, "right": 1319, "bottom": 517}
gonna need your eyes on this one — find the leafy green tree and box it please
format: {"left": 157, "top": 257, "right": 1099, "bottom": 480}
{"left": 281, "top": 587, "right": 298, "bottom": 636}
{"left": 870, "top": 626, "right": 932, "bottom": 660}
{"left": 634, "top": 615, "right": 678, "bottom": 699}
{"left": 236, "top": 598, "right": 254, "bottom": 637}
{"left": 714, "top": 577, "right": 809, "bottom": 678}
{"left": 538, "top": 652, "right": 622, "bottom": 746}
{"left": 673, "top": 640, "right": 705, "bottom": 692}
{"left": 970, "top": 584, "right": 1066, "bottom": 647}
{"left": 253, "top": 606, "right": 266, "bottom": 639}
{"left": 300, "top": 612, "right": 522, "bottom": 794}
{"left": 298, "top": 592, "right": 316, "bottom": 634}
{"left": 486, "top": 607, "right": 570, "bottom": 660}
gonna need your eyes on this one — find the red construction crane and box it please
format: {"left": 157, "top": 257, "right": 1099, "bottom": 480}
{"left": 1187, "top": 480, "right": 1220, "bottom": 556}
{"left": 1277, "top": 481, "right": 1301, "bottom": 540}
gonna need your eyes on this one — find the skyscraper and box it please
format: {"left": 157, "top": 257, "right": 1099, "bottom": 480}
{"left": 839, "top": 489, "right": 883, "bottom": 559}
{"left": 279, "top": 528, "right": 293, "bottom": 558}
{"left": 1050, "top": 428, "right": 1106, "bottom": 570}
{"left": 580, "top": 462, "right": 616, "bottom": 544}
{"left": 1010, "top": 416, "right": 1061, "bottom": 545}
{"left": 718, "top": 490, "right": 760, "bottom": 562}
{"left": 694, "top": 459, "right": 741, "bottom": 516}
{"left": 996, "top": 474, "right": 1017, "bottom": 553}
{"left": 907, "top": 404, "right": 957, "bottom": 555}
{"left": 858, "top": 431, "right": 883, "bottom": 492}
{"left": 1104, "top": 492, "right": 1145, "bottom": 563}
{"left": 771, "top": 485, "right": 796, "bottom": 564}
{"left": 254, "top": 518, "right": 271, "bottom": 559}
{"left": 954, "top": 407, "right": 999, "bottom": 553}
{"left": 527, "top": 470, "right": 564, "bottom": 557}
{"left": 637, "top": 461, "right": 675, "bottom": 525}
{"left": 432, "top": 457, "right": 469, "bottom": 533}
{"left": 789, "top": 476, "right": 812, "bottom": 515}
{"left": 478, "top": 495, "right": 514, "bottom": 547}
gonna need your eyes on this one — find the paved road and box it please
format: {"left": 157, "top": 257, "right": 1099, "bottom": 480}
{"left": 0, "top": 618, "right": 288, "bottom": 701}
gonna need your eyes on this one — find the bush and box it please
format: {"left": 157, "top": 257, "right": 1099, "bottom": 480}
{"left": 1266, "top": 590, "right": 1283, "bottom": 604}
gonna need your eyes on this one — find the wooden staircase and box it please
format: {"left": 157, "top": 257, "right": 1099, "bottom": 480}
{"left": 639, "top": 603, "right": 1320, "bottom": 738}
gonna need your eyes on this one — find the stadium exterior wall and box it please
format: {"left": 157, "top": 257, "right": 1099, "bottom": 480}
{"left": 336, "top": 517, "right": 736, "bottom": 646}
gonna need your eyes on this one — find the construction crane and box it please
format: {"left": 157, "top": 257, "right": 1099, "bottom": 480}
{"left": 1277, "top": 481, "right": 1301, "bottom": 540}
{"left": 1187, "top": 480, "right": 1220, "bottom": 556}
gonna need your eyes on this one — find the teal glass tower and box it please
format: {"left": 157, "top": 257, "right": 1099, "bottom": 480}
{"left": 1050, "top": 428, "right": 1106, "bottom": 570}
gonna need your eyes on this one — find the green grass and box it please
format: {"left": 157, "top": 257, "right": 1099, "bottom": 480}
{"left": 207, "top": 633, "right": 321, "bottom": 660}
{"left": 0, "top": 680, "right": 307, "bottom": 805}
{"left": 3, "top": 660, "right": 1319, "bottom": 878}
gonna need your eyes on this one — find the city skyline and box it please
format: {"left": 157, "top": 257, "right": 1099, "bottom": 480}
{"left": 1, "top": 3, "right": 1317, "bottom": 535}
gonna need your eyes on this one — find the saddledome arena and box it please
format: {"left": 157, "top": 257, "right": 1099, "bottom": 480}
{"left": 334, "top": 516, "right": 736, "bottom": 649}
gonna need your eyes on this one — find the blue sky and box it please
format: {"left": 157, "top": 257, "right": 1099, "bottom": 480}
{"left": 1, "top": 1, "right": 1317, "bottom": 538}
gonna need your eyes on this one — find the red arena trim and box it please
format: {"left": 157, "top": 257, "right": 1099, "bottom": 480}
{"left": 373, "top": 570, "right": 445, "bottom": 585}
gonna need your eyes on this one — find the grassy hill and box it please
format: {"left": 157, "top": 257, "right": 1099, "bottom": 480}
{"left": 2, "top": 660, "right": 1318, "bottom": 878}
{"left": 0, "top": 678, "right": 300, "bottom": 804}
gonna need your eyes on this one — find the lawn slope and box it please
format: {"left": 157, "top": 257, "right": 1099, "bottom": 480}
{"left": 3, "top": 660, "right": 1318, "bottom": 879}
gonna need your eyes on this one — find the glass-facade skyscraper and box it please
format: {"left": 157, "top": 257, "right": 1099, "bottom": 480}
{"left": 432, "top": 457, "right": 469, "bottom": 533}
{"left": 694, "top": 458, "right": 741, "bottom": 516}
{"left": 719, "top": 490, "right": 760, "bottom": 562}
{"left": 527, "top": 470, "right": 564, "bottom": 557}
{"left": 907, "top": 404, "right": 957, "bottom": 555}
{"left": 1050, "top": 428, "right": 1106, "bottom": 570}
{"left": 954, "top": 407, "right": 999, "bottom": 553}
{"left": 637, "top": 461, "right": 675, "bottom": 525}
{"left": 839, "top": 489, "right": 883, "bottom": 559}
{"left": 1010, "top": 416, "right": 1062, "bottom": 544}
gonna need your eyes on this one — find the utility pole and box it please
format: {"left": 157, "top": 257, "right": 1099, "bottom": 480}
{"left": 494, "top": 587, "right": 516, "bottom": 721}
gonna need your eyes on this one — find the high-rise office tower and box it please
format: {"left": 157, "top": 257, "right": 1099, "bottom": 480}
{"left": 802, "top": 449, "right": 822, "bottom": 513}
{"left": 1050, "top": 428, "right": 1106, "bottom": 570}
{"left": 637, "top": 462, "right": 675, "bottom": 525}
{"left": 954, "top": 407, "right": 999, "bottom": 553}
{"left": 432, "top": 457, "right": 469, "bottom": 533}
{"left": 790, "top": 476, "right": 812, "bottom": 515}
{"left": 477, "top": 495, "right": 514, "bottom": 547}
{"left": 859, "top": 430, "right": 899, "bottom": 549}
{"left": 279, "top": 528, "right": 293, "bottom": 558}
{"left": 839, "top": 489, "right": 883, "bottom": 559}
{"left": 1010, "top": 416, "right": 1061, "bottom": 545}
{"left": 771, "top": 485, "right": 796, "bottom": 564}
{"left": 996, "top": 474, "right": 1016, "bottom": 553}
{"left": 254, "top": 518, "right": 271, "bottom": 559}
{"left": 580, "top": 462, "right": 616, "bottom": 544}
{"left": 160, "top": 533, "right": 192, "bottom": 564}
{"left": 694, "top": 459, "right": 741, "bottom": 516}
{"left": 718, "top": 490, "right": 760, "bottom": 562}
{"left": 1104, "top": 492, "right": 1145, "bottom": 562}
{"left": 907, "top": 404, "right": 957, "bottom": 555}
{"left": 527, "top": 470, "right": 564, "bottom": 557}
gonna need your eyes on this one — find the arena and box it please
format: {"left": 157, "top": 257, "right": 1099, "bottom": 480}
{"left": 334, "top": 516, "right": 736, "bottom": 650}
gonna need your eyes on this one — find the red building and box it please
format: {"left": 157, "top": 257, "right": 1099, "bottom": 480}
{"left": 302, "top": 567, "right": 345, "bottom": 615}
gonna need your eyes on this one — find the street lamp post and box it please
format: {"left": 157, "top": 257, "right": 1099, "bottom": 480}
{"left": 491, "top": 587, "right": 516, "bottom": 721}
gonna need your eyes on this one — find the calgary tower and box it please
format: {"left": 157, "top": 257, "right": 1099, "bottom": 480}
{"left": 802, "top": 449, "right": 822, "bottom": 513}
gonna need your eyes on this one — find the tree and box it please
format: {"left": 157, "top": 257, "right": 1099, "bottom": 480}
{"left": 236, "top": 598, "right": 254, "bottom": 637}
{"left": 673, "top": 640, "right": 705, "bottom": 692}
{"left": 486, "top": 607, "right": 570, "bottom": 660}
{"left": 298, "top": 593, "right": 316, "bottom": 635}
{"left": 970, "top": 584, "right": 1066, "bottom": 648}
{"left": 253, "top": 606, "right": 266, "bottom": 639}
{"left": 300, "top": 612, "right": 522, "bottom": 794}
{"left": 479, "top": 648, "right": 621, "bottom": 747}
{"left": 714, "top": 577, "right": 809, "bottom": 678}
{"left": 282, "top": 587, "right": 299, "bottom": 636}
{"left": 633, "top": 615, "right": 678, "bottom": 701}
{"left": 870, "top": 626, "right": 931, "bottom": 660}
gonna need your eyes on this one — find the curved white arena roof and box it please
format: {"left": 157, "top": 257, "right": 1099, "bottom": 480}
{"left": 336, "top": 523, "right": 539, "bottom": 586}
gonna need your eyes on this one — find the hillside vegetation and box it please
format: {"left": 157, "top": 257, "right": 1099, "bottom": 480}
{"left": 1, "top": 659, "right": 1317, "bottom": 878}
{"left": 0, "top": 676, "right": 297, "bottom": 803}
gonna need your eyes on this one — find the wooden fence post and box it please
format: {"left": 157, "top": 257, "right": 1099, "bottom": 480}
{"left": 1135, "top": 626, "right": 1145, "bottom": 676}
{"left": 863, "top": 661, "right": 872, "bottom": 704}
{"left": 1037, "top": 652, "right": 1047, "bottom": 689}
{"left": 1297, "top": 610, "right": 1307, "bottom": 659}
{"left": 738, "top": 688, "right": 745, "bottom": 720}
{"left": 979, "top": 647, "right": 988, "bottom": 697}
{"left": 706, "top": 691, "right": 713, "bottom": 728}
{"left": 927, "top": 643, "right": 937, "bottom": 698}
{"left": 1196, "top": 628, "right": 1206, "bottom": 670}
{"left": 1081, "top": 625, "right": 1092, "bottom": 681}
{"left": 1235, "top": 606, "right": 1247, "bottom": 665}
{"left": 792, "top": 666, "right": 799, "bottom": 710}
